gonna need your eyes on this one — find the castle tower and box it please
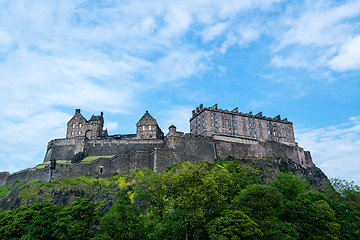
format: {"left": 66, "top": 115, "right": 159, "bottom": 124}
{"left": 136, "top": 111, "right": 164, "bottom": 139}
{"left": 66, "top": 109, "right": 107, "bottom": 139}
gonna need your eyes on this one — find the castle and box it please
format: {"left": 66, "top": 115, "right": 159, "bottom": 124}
{"left": 0, "top": 104, "right": 314, "bottom": 186}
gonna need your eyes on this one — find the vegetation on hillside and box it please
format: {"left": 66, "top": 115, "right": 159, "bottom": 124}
{"left": 0, "top": 158, "right": 359, "bottom": 240}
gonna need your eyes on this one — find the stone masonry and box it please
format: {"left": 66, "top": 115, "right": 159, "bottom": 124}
{"left": 0, "top": 106, "right": 315, "bottom": 186}
{"left": 190, "top": 104, "right": 295, "bottom": 143}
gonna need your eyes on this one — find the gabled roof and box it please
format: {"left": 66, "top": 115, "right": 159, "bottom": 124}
{"left": 67, "top": 110, "right": 87, "bottom": 125}
{"left": 136, "top": 111, "right": 158, "bottom": 127}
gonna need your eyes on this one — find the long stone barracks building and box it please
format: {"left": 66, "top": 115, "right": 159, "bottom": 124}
{"left": 0, "top": 104, "right": 315, "bottom": 186}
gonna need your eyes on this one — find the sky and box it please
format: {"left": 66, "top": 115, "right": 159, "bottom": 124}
{"left": 0, "top": 0, "right": 359, "bottom": 185}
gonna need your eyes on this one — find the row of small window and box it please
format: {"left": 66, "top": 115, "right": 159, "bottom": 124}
{"left": 72, "top": 123, "right": 82, "bottom": 128}
{"left": 71, "top": 129, "right": 96, "bottom": 135}
{"left": 142, "top": 125, "right": 152, "bottom": 131}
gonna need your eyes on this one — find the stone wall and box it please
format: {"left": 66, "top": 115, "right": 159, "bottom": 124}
{"left": 0, "top": 172, "right": 9, "bottom": 186}
{"left": 1, "top": 134, "right": 314, "bottom": 186}
{"left": 85, "top": 138, "right": 164, "bottom": 156}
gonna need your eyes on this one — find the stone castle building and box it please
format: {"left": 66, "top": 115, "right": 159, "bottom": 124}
{"left": 190, "top": 104, "right": 295, "bottom": 143}
{"left": 66, "top": 109, "right": 108, "bottom": 139}
{"left": 0, "top": 104, "right": 317, "bottom": 186}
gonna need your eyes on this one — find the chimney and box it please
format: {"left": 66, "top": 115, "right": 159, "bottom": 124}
{"left": 75, "top": 109, "right": 80, "bottom": 114}
{"left": 101, "top": 112, "right": 103, "bottom": 117}
{"left": 200, "top": 104, "right": 203, "bottom": 110}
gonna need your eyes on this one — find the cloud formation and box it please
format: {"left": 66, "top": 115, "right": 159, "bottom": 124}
{"left": 0, "top": 0, "right": 359, "bottom": 185}
{"left": 296, "top": 116, "right": 360, "bottom": 185}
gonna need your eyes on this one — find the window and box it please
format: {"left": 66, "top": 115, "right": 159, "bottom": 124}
{"left": 71, "top": 132, "right": 74, "bottom": 135}
{"left": 92, "top": 129, "right": 95, "bottom": 133}
{"left": 78, "top": 131, "right": 81, "bottom": 135}
{"left": 149, "top": 125, "right": 152, "bottom": 130}
{"left": 79, "top": 123, "right": 82, "bottom": 128}
{"left": 142, "top": 126, "right": 145, "bottom": 131}
{"left": 72, "top": 123, "right": 75, "bottom": 128}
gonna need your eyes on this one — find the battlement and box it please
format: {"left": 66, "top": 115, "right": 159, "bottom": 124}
{"left": 191, "top": 104, "right": 291, "bottom": 123}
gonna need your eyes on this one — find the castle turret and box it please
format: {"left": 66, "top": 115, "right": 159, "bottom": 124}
{"left": 168, "top": 125, "right": 177, "bottom": 136}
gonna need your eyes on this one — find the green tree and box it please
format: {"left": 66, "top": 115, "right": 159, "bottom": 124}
{"left": 25, "top": 202, "right": 62, "bottom": 240}
{"left": 164, "top": 161, "right": 230, "bottom": 240}
{"left": 212, "top": 158, "right": 260, "bottom": 196}
{"left": 232, "top": 184, "right": 283, "bottom": 221}
{"left": 133, "top": 169, "right": 169, "bottom": 225}
{"left": 206, "top": 210, "right": 263, "bottom": 240}
{"left": 55, "top": 198, "right": 99, "bottom": 240}
{"left": 0, "top": 203, "right": 44, "bottom": 239}
{"left": 96, "top": 189, "right": 145, "bottom": 240}
{"left": 331, "top": 178, "right": 360, "bottom": 219}
{"left": 282, "top": 198, "right": 341, "bottom": 240}
{"left": 271, "top": 172, "right": 309, "bottom": 201}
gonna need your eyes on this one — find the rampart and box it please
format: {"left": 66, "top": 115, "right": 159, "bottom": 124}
{"left": 0, "top": 133, "right": 314, "bottom": 186}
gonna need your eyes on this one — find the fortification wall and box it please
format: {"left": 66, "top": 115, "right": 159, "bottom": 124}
{"left": 213, "top": 135, "right": 311, "bottom": 168}
{"left": 85, "top": 138, "right": 164, "bottom": 156}
{"left": 44, "top": 138, "right": 86, "bottom": 162}
{"left": 1, "top": 134, "right": 314, "bottom": 186}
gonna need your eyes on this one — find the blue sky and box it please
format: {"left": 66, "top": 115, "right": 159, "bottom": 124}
{"left": 0, "top": 0, "right": 360, "bottom": 185}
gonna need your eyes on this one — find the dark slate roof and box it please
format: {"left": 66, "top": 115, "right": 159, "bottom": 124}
{"left": 90, "top": 115, "right": 103, "bottom": 121}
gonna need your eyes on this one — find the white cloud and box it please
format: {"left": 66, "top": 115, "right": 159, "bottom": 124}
{"left": 104, "top": 121, "right": 119, "bottom": 133}
{"left": 271, "top": 55, "right": 309, "bottom": 68}
{"left": 203, "top": 22, "right": 230, "bottom": 42}
{"left": 150, "top": 49, "right": 212, "bottom": 83}
{"left": 273, "top": 0, "right": 360, "bottom": 73}
{"left": 296, "top": 117, "right": 360, "bottom": 186}
{"left": 158, "top": 106, "right": 193, "bottom": 134}
{"left": 278, "top": 1, "right": 360, "bottom": 48}
{"left": 329, "top": 35, "right": 360, "bottom": 71}
{"left": 161, "top": 6, "right": 192, "bottom": 38}
{"left": 0, "top": 110, "right": 70, "bottom": 172}
{"left": 1, "top": 0, "right": 359, "bottom": 176}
